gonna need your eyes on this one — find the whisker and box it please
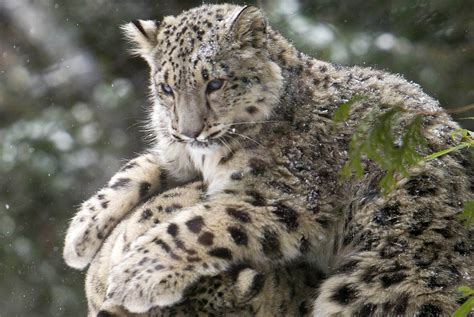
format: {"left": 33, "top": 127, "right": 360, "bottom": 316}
{"left": 221, "top": 120, "right": 285, "bottom": 127}
{"left": 127, "top": 119, "right": 149, "bottom": 132}
{"left": 226, "top": 134, "right": 244, "bottom": 151}
{"left": 229, "top": 131, "right": 263, "bottom": 147}
{"left": 218, "top": 137, "right": 232, "bottom": 153}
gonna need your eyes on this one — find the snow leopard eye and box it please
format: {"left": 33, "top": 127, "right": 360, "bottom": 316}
{"left": 206, "top": 79, "right": 224, "bottom": 93}
{"left": 161, "top": 83, "right": 174, "bottom": 96}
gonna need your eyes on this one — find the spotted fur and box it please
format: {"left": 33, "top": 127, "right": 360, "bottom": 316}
{"left": 64, "top": 4, "right": 474, "bottom": 316}
{"left": 86, "top": 182, "right": 321, "bottom": 316}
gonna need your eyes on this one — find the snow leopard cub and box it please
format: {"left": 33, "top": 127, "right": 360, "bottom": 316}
{"left": 64, "top": 3, "right": 474, "bottom": 316}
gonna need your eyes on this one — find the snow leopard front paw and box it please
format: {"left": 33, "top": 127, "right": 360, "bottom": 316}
{"left": 106, "top": 265, "right": 198, "bottom": 313}
{"left": 104, "top": 233, "right": 205, "bottom": 313}
{"left": 101, "top": 261, "right": 265, "bottom": 316}
{"left": 64, "top": 153, "right": 163, "bottom": 270}
{"left": 63, "top": 211, "right": 103, "bottom": 269}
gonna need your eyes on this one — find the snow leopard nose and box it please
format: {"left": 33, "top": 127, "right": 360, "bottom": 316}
{"left": 177, "top": 111, "right": 205, "bottom": 139}
{"left": 179, "top": 124, "right": 204, "bottom": 139}
{"left": 176, "top": 92, "right": 208, "bottom": 139}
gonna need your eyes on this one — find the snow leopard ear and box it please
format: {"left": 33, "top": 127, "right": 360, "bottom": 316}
{"left": 122, "top": 19, "right": 160, "bottom": 64}
{"left": 228, "top": 6, "right": 267, "bottom": 48}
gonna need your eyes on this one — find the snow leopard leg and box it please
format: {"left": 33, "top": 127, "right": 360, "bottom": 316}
{"left": 103, "top": 190, "right": 325, "bottom": 313}
{"left": 64, "top": 153, "right": 166, "bottom": 269}
{"left": 87, "top": 182, "right": 266, "bottom": 316}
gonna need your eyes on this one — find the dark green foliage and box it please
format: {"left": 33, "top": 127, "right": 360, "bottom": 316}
{"left": 458, "top": 201, "right": 474, "bottom": 228}
{"left": 453, "top": 286, "right": 474, "bottom": 317}
{"left": 337, "top": 102, "right": 426, "bottom": 195}
{"left": 425, "top": 127, "right": 474, "bottom": 161}
{"left": 334, "top": 100, "right": 474, "bottom": 316}
{"left": 332, "top": 96, "right": 365, "bottom": 124}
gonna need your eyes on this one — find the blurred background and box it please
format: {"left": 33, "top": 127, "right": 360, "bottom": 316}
{"left": 0, "top": 0, "right": 472, "bottom": 315}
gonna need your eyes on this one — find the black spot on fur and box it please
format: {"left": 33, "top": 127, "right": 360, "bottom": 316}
{"left": 139, "top": 182, "right": 151, "bottom": 198}
{"left": 380, "top": 272, "right": 407, "bottom": 288}
{"left": 392, "top": 293, "right": 409, "bottom": 315}
{"left": 426, "top": 265, "right": 460, "bottom": 289}
{"left": 408, "top": 207, "right": 433, "bottom": 236}
{"left": 186, "top": 216, "right": 204, "bottom": 233}
{"left": 316, "top": 216, "right": 331, "bottom": 229}
{"left": 186, "top": 256, "right": 201, "bottom": 262}
{"left": 244, "top": 190, "right": 266, "bottom": 206}
{"left": 454, "top": 241, "right": 472, "bottom": 256}
{"left": 208, "top": 247, "right": 232, "bottom": 260}
{"left": 167, "top": 223, "right": 179, "bottom": 237}
{"left": 198, "top": 231, "right": 214, "bottom": 246}
{"left": 248, "top": 272, "right": 265, "bottom": 296}
{"left": 246, "top": 105, "right": 258, "bottom": 114}
{"left": 355, "top": 303, "right": 376, "bottom": 316}
{"left": 138, "top": 257, "right": 149, "bottom": 266}
{"left": 226, "top": 207, "right": 251, "bottom": 223}
{"left": 299, "top": 301, "right": 309, "bottom": 315}
{"left": 110, "top": 178, "right": 131, "bottom": 189}
{"left": 173, "top": 238, "right": 193, "bottom": 254}
{"left": 418, "top": 304, "right": 443, "bottom": 317}
{"left": 271, "top": 203, "right": 299, "bottom": 231}
{"left": 154, "top": 239, "right": 171, "bottom": 253}
{"left": 97, "top": 310, "right": 115, "bottom": 317}
{"left": 361, "top": 265, "right": 379, "bottom": 283}
{"left": 336, "top": 259, "right": 360, "bottom": 274}
{"left": 165, "top": 203, "right": 183, "bottom": 213}
{"left": 379, "top": 237, "right": 408, "bottom": 258}
{"left": 373, "top": 203, "right": 400, "bottom": 226}
{"left": 162, "top": 192, "right": 180, "bottom": 198}
{"left": 248, "top": 158, "right": 266, "bottom": 176}
{"left": 354, "top": 229, "right": 379, "bottom": 251}
{"left": 413, "top": 244, "right": 438, "bottom": 267}
{"left": 260, "top": 229, "right": 282, "bottom": 259}
{"left": 101, "top": 201, "right": 109, "bottom": 209}
{"left": 343, "top": 224, "right": 362, "bottom": 246}
{"left": 268, "top": 180, "right": 293, "bottom": 194}
{"left": 140, "top": 208, "right": 153, "bottom": 222}
{"left": 432, "top": 227, "right": 453, "bottom": 239}
{"left": 230, "top": 171, "right": 243, "bottom": 180}
{"left": 227, "top": 226, "right": 248, "bottom": 246}
{"left": 405, "top": 174, "right": 438, "bottom": 197}
{"left": 331, "top": 283, "right": 358, "bottom": 305}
